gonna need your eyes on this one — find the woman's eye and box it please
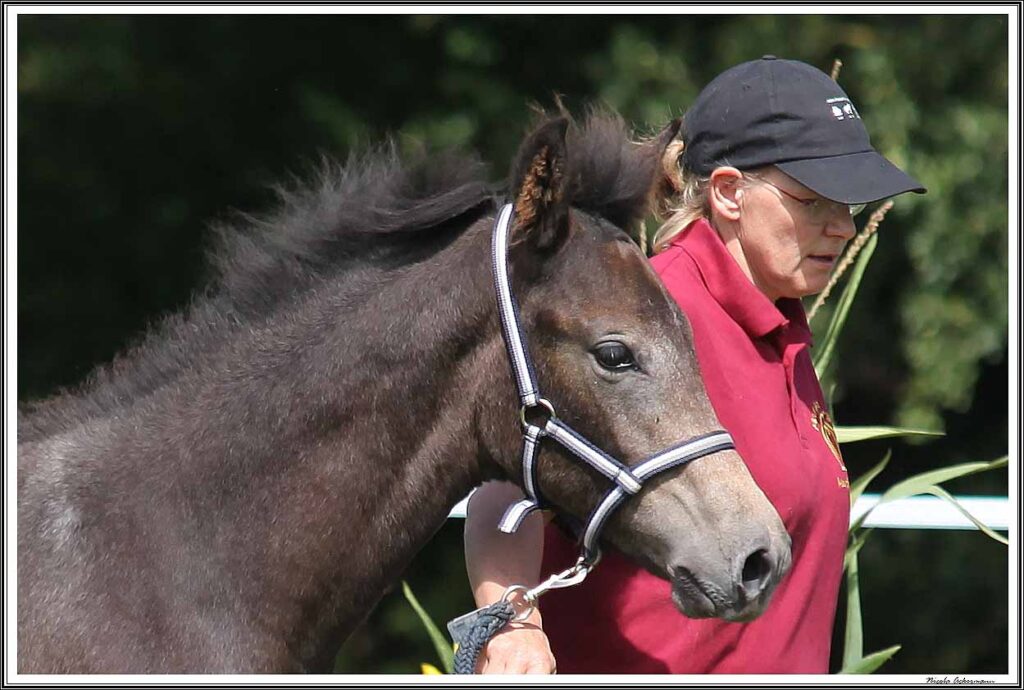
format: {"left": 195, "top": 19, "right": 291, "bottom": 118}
{"left": 593, "top": 342, "right": 637, "bottom": 371}
{"left": 798, "top": 198, "right": 829, "bottom": 221}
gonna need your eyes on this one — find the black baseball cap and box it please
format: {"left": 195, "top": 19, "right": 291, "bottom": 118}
{"left": 681, "top": 56, "right": 926, "bottom": 204}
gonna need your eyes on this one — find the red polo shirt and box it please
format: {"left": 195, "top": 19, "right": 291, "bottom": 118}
{"left": 540, "top": 218, "right": 850, "bottom": 674}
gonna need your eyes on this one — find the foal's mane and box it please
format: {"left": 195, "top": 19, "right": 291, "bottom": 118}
{"left": 210, "top": 145, "right": 494, "bottom": 320}
{"left": 19, "top": 111, "right": 660, "bottom": 442}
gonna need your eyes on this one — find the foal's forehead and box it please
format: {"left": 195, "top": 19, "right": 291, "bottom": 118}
{"left": 569, "top": 209, "right": 645, "bottom": 264}
{"left": 561, "top": 209, "right": 668, "bottom": 305}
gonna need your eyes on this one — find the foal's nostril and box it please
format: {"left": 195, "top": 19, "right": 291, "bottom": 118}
{"left": 740, "top": 548, "right": 773, "bottom": 598}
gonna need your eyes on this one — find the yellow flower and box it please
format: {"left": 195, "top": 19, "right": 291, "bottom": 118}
{"left": 420, "top": 663, "right": 443, "bottom": 675}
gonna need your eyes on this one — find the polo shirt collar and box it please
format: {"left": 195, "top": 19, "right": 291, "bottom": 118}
{"left": 675, "top": 218, "right": 813, "bottom": 347}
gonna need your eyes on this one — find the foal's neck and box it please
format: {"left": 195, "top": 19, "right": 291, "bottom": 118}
{"left": 158, "top": 217, "right": 505, "bottom": 670}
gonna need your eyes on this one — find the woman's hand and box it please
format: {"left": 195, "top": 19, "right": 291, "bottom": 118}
{"left": 475, "top": 619, "right": 556, "bottom": 674}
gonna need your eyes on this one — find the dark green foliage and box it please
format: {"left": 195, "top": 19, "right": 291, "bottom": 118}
{"left": 17, "top": 12, "right": 1009, "bottom": 674}
{"left": 832, "top": 530, "right": 1010, "bottom": 674}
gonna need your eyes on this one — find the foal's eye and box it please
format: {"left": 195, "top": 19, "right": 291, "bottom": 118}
{"left": 593, "top": 342, "right": 637, "bottom": 371}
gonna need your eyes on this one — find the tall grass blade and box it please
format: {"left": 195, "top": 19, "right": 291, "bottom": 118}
{"left": 844, "top": 528, "right": 874, "bottom": 569}
{"left": 840, "top": 645, "right": 902, "bottom": 674}
{"left": 879, "top": 457, "right": 1008, "bottom": 504}
{"left": 851, "top": 456, "right": 1006, "bottom": 532}
{"left": 842, "top": 543, "right": 864, "bottom": 668}
{"left": 402, "top": 580, "right": 455, "bottom": 674}
{"left": 923, "top": 485, "right": 1009, "bottom": 545}
{"left": 813, "top": 234, "right": 878, "bottom": 378}
{"left": 836, "top": 426, "right": 944, "bottom": 444}
{"left": 849, "top": 453, "right": 890, "bottom": 509}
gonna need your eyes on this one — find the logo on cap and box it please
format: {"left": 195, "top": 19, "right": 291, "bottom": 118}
{"left": 826, "top": 96, "right": 860, "bottom": 121}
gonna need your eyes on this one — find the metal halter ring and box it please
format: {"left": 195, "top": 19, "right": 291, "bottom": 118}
{"left": 519, "top": 397, "right": 556, "bottom": 431}
{"left": 578, "top": 549, "right": 603, "bottom": 570}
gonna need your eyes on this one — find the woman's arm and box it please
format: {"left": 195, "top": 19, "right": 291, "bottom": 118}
{"left": 463, "top": 481, "right": 556, "bottom": 674}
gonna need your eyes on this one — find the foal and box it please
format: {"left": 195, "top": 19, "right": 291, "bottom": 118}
{"left": 19, "top": 112, "right": 790, "bottom": 673}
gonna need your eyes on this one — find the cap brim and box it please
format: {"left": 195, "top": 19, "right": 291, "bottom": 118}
{"left": 775, "top": 151, "right": 927, "bottom": 205}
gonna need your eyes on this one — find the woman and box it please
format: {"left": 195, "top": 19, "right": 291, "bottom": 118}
{"left": 463, "top": 56, "right": 925, "bottom": 674}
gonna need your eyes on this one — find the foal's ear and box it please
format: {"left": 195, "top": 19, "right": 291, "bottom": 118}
{"left": 509, "top": 117, "right": 571, "bottom": 252}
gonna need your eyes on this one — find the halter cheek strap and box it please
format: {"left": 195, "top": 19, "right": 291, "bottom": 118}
{"left": 490, "top": 202, "right": 735, "bottom": 565}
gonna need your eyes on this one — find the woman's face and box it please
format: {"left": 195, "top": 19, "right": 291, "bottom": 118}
{"left": 728, "top": 168, "right": 859, "bottom": 301}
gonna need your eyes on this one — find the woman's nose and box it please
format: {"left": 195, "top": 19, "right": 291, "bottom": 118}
{"left": 826, "top": 212, "right": 857, "bottom": 240}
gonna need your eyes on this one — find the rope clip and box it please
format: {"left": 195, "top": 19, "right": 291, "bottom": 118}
{"left": 501, "top": 556, "right": 596, "bottom": 623}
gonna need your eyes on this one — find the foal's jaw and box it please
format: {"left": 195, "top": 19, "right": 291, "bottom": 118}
{"left": 597, "top": 445, "right": 793, "bottom": 622}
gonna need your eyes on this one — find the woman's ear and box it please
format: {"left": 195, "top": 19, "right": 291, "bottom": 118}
{"left": 708, "top": 167, "right": 744, "bottom": 222}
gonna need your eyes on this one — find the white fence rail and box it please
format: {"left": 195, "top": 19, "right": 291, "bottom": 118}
{"left": 850, "top": 494, "right": 1009, "bottom": 530}
{"left": 448, "top": 492, "right": 1010, "bottom": 531}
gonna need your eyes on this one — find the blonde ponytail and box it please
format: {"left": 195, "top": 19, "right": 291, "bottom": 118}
{"left": 650, "top": 138, "right": 711, "bottom": 254}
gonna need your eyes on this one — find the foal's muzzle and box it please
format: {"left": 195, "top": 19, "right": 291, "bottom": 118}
{"left": 670, "top": 530, "right": 791, "bottom": 622}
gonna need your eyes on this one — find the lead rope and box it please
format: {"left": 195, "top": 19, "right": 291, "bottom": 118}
{"left": 451, "top": 600, "right": 516, "bottom": 674}
{"left": 449, "top": 559, "right": 593, "bottom": 673}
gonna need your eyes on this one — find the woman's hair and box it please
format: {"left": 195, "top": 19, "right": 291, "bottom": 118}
{"left": 652, "top": 139, "right": 772, "bottom": 254}
{"left": 651, "top": 138, "right": 712, "bottom": 254}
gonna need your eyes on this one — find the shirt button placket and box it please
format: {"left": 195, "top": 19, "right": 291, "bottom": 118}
{"left": 782, "top": 342, "right": 808, "bottom": 446}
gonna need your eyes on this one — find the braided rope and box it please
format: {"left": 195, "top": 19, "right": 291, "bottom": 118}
{"left": 452, "top": 600, "right": 517, "bottom": 674}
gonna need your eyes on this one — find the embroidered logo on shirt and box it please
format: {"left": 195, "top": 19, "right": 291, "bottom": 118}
{"left": 810, "top": 401, "right": 847, "bottom": 472}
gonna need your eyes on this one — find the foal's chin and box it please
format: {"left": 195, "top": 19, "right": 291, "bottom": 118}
{"left": 622, "top": 549, "right": 775, "bottom": 623}
{"left": 669, "top": 572, "right": 771, "bottom": 623}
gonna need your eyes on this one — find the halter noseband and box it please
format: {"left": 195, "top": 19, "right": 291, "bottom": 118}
{"left": 491, "top": 202, "right": 737, "bottom": 568}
